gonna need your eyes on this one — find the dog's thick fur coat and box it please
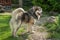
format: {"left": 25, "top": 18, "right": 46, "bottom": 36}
{"left": 9, "top": 6, "right": 42, "bottom": 37}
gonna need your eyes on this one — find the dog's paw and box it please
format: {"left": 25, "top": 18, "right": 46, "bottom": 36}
{"left": 27, "top": 31, "right": 34, "bottom": 34}
{"left": 12, "top": 35, "right": 19, "bottom": 38}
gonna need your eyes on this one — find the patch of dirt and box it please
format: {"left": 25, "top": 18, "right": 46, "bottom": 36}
{"left": 27, "top": 26, "right": 49, "bottom": 40}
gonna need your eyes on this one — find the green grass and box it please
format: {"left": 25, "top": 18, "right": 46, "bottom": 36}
{"left": 0, "top": 15, "right": 29, "bottom": 40}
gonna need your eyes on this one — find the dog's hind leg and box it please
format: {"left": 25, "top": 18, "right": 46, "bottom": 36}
{"left": 9, "top": 19, "right": 14, "bottom": 36}
{"left": 13, "top": 21, "right": 22, "bottom": 37}
{"left": 9, "top": 19, "right": 21, "bottom": 37}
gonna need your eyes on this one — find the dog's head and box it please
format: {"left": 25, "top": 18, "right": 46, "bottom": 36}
{"left": 28, "top": 6, "right": 42, "bottom": 20}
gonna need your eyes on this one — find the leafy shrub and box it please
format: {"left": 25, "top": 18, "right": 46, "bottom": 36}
{"left": 32, "top": 0, "right": 60, "bottom": 12}
{"left": 44, "top": 15, "right": 60, "bottom": 38}
{"left": 12, "top": 0, "right": 60, "bottom": 12}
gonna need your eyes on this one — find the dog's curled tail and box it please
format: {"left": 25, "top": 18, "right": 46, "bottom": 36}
{"left": 11, "top": 8, "right": 25, "bottom": 19}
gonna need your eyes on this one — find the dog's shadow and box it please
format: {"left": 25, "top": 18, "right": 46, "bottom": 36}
{"left": 3, "top": 33, "right": 30, "bottom": 40}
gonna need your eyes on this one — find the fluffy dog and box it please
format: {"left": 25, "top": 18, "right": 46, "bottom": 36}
{"left": 9, "top": 6, "right": 42, "bottom": 37}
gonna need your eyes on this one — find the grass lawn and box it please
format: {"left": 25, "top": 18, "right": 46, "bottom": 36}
{"left": 0, "top": 14, "right": 29, "bottom": 40}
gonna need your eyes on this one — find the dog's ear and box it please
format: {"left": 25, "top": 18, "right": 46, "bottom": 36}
{"left": 28, "top": 7, "right": 35, "bottom": 15}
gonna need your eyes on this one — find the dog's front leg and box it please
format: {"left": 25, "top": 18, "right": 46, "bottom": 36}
{"left": 26, "top": 23, "right": 34, "bottom": 34}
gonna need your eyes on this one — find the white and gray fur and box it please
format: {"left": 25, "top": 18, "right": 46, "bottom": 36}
{"left": 9, "top": 6, "right": 42, "bottom": 37}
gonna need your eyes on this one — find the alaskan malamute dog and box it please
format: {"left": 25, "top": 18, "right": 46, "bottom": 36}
{"left": 9, "top": 6, "right": 42, "bottom": 37}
